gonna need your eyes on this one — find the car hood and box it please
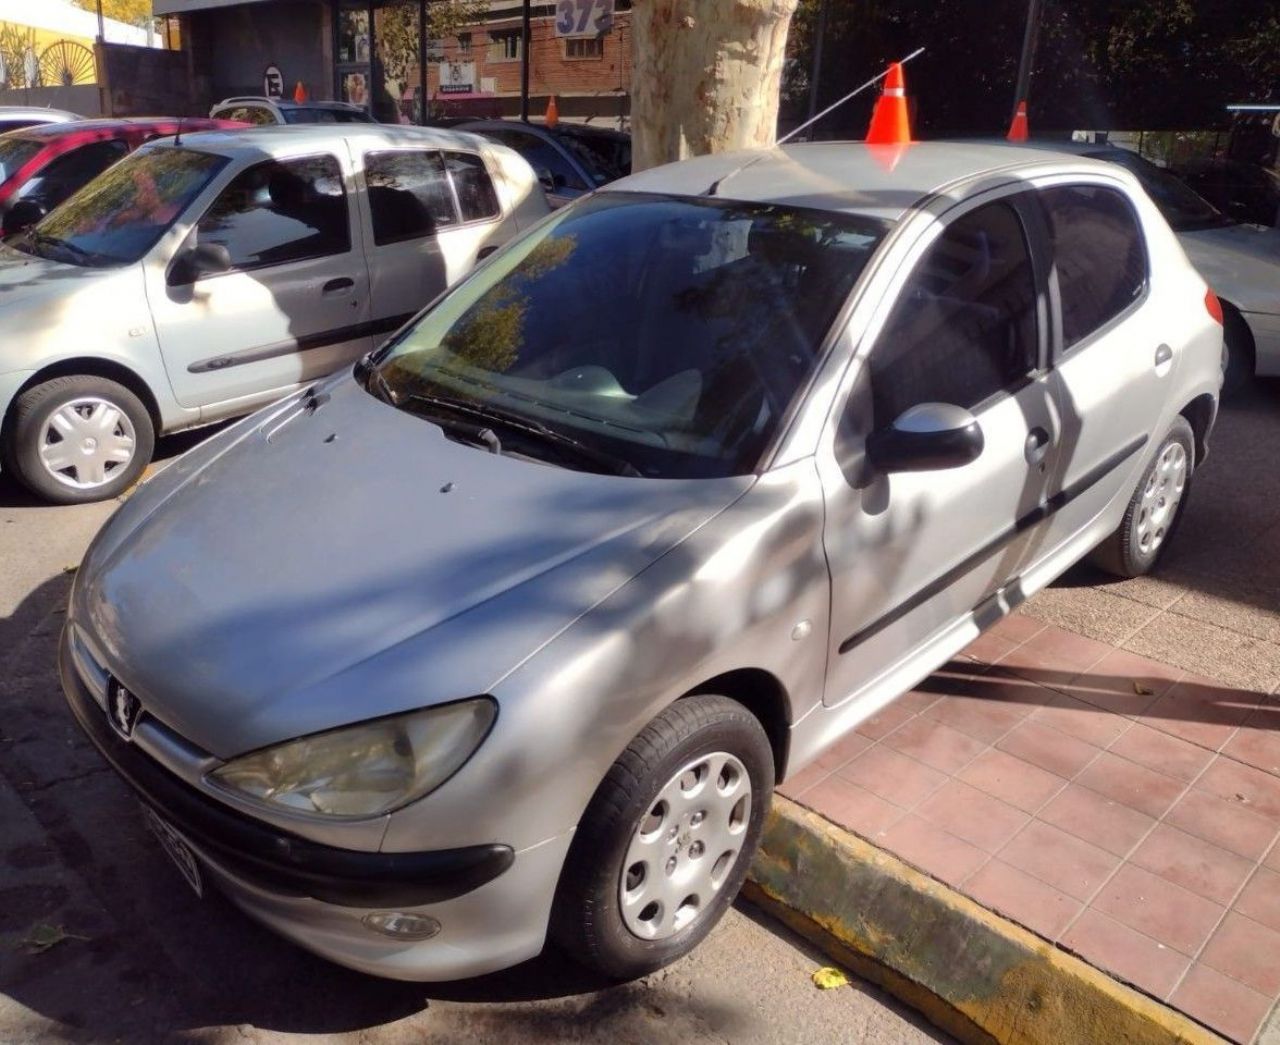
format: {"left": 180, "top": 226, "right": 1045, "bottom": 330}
{"left": 0, "top": 244, "right": 81, "bottom": 308}
{"left": 74, "top": 375, "right": 750, "bottom": 757}
{"left": 1178, "top": 223, "right": 1280, "bottom": 314}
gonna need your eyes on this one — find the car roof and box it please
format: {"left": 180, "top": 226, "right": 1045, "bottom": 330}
{"left": 8, "top": 117, "right": 234, "bottom": 142}
{"left": 152, "top": 123, "right": 497, "bottom": 155}
{"left": 214, "top": 97, "right": 365, "bottom": 112}
{"left": 608, "top": 140, "right": 1121, "bottom": 222}
{"left": 0, "top": 107, "right": 79, "bottom": 121}
{"left": 460, "top": 118, "right": 629, "bottom": 142}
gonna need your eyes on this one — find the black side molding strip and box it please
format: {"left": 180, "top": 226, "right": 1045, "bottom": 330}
{"left": 188, "top": 313, "right": 416, "bottom": 374}
{"left": 838, "top": 435, "right": 1148, "bottom": 655}
{"left": 59, "top": 635, "right": 513, "bottom": 908}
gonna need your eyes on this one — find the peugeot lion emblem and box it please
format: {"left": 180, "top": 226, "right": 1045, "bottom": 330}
{"left": 109, "top": 681, "right": 142, "bottom": 740}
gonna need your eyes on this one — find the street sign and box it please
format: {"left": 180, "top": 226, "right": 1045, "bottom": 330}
{"left": 554, "top": 0, "right": 614, "bottom": 38}
{"left": 439, "top": 61, "right": 475, "bottom": 95}
{"left": 263, "top": 65, "right": 284, "bottom": 99}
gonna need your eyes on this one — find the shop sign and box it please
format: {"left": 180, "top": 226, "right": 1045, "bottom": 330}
{"left": 263, "top": 65, "right": 284, "bottom": 99}
{"left": 555, "top": 0, "right": 615, "bottom": 38}
{"left": 439, "top": 61, "right": 475, "bottom": 95}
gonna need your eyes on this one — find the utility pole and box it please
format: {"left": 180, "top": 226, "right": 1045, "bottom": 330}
{"left": 519, "top": 0, "right": 531, "bottom": 121}
{"left": 1012, "top": 0, "right": 1045, "bottom": 122}
{"left": 806, "top": 0, "right": 830, "bottom": 126}
{"left": 96, "top": 0, "right": 106, "bottom": 41}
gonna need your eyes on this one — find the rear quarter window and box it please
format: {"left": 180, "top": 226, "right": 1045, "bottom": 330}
{"left": 443, "top": 152, "right": 500, "bottom": 222}
{"left": 1040, "top": 184, "right": 1148, "bottom": 350}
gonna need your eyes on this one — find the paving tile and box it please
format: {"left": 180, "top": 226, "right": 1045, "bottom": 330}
{"left": 1021, "top": 585, "right": 1160, "bottom": 646}
{"left": 961, "top": 630, "right": 1019, "bottom": 665}
{"left": 810, "top": 732, "right": 874, "bottom": 774}
{"left": 1199, "top": 911, "right": 1280, "bottom": 996}
{"left": 1129, "top": 823, "right": 1255, "bottom": 905}
{"left": 1092, "top": 863, "right": 1224, "bottom": 956}
{"left": 1030, "top": 693, "right": 1131, "bottom": 748}
{"left": 881, "top": 715, "right": 988, "bottom": 775}
{"left": 796, "top": 774, "right": 903, "bottom": 840}
{"left": 835, "top": 745, "right": 948, "bottom": 810}
{"left": 998, "top": 820, "right": 1121, "bottom": 902}
{"left": 1123, "top": 613, "right": 1280, "bottom": 693}
{"left": 1038, "top": 784, "right": 1156, "bottom": 858}
{"left": 1141, "top": 677, "right": 1262, "bottom": 751}
{"left": 957, "top": 748, "right": 1066, "bottom": 814}
{"left": 875, "top": 813, "right": 989, "bottom": 887}
{"left": 996, "top": 720, "right": 1102, "bottom": 780}
{"left": 775, "top": 761, "right": 827, "bottom": 799}
{"left": 962, "top": 858, "right": 1082, "bottom": 941}
{"left": 854, "top": 688, "right": 940, "bottom": 740}
{"left": 1234, "top": 866, "right": 1280, "bottom": 934}
{"left": 1065, "top": 647, "right": 1180, "bottom": 717}
{"left": 1172, "top": 574, "right": 1280, "bottom": 645}
{"left": 1108, "top": 723, "right": 1215, "bottom": 784}
{"left": 914, "top": 780, "right": 1030, "bottom": 854}
{"left": 1221, "top": 710, "right": 1280, "bottom": 777}
{"left": 1075, "top": 752, "right": 1187, "bottom": 820}
{"left": 920, "top": 690, "right": 1034, "bottom": 745}
{"left": 1269, "top": 843, "right": 1280, "bottom": 871}
{"left": 1164, "top": 789, "right": 1280, "bottom": 862}
{"left": 986, "top": 613, "right": 1046, "bottom": 644}
{"left": 1059, "top": 908, "right": 1191, "bottom": 1000}
{"left": 1196, "top": 756, "right": 1280, "bottom": 822}
{"left": 995, "top": 625, "right": 1114, "bottom": 685}
{"left": 1167, "top": 963, "right": 1272, "bottom": 1045}
{"left": 1092, "top": 569, "right": 1194, "bottom": 611}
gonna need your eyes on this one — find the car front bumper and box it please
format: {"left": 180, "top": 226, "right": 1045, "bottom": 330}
{"left": 59, "top": 627, "right": 573, "bottom": 981}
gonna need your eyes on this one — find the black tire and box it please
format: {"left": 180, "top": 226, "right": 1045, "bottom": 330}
{"left": 1090, "top": 416, "right": 1194, "bottom": 578}
{"left": 8, "top": 375, "right": 154, "bottom": 505}
{"left": 1222, "top": 309, "right": 1255, "bottom": 399}
{"left": 552, "top": 695, "right": 773, "bottom": 981}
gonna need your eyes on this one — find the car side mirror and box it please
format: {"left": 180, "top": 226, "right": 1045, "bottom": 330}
{"left": 2, "top": 200, "right": 47, "bottom": 239}
{"left": 866, "top": 402, "right": 984, "bottom": 473}
{"left": 168, "top": 242, "right": 232, "bottom": 286}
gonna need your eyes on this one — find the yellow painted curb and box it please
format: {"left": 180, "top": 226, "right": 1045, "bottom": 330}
{"left": 747, "top": 797, "right": 1224, "bottom": 1045}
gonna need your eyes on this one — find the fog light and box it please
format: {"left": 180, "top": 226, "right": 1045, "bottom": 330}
{"left": 361, "top": 911, "right": 442, "bottom": 940}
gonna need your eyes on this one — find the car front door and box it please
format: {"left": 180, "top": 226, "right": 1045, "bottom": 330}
{"left": 818, "top": 191, "right": 1060, "bottom": 712}
{"left": 1020, "top": 179, "right": 1165, "bottom": 571}
{"left": 146, "top": 151, "right": 373, "bottom": 411}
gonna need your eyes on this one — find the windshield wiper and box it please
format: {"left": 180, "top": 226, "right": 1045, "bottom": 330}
{"left": 401, "top": 391, "right": 642, "bottom": 477}
{"left": 29, "top": 231, "right": 112, "bottom": 266}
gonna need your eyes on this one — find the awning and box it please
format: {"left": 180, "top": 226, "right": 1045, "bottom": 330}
{"left": 153, "top": 0, "right": 280, "bottom": 15}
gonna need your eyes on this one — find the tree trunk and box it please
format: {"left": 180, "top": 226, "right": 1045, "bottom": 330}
{"left": 631, "top": 0, "right": 800, "bottom": 172}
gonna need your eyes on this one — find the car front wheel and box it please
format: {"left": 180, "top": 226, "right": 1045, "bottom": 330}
{"left": 552, "top": 694, "right": 773, "bottom": 980}
{"left": 7, "top": 375, "right": 154, "bottom": 504}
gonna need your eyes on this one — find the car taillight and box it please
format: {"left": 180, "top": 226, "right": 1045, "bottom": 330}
{"left": 1205, "top": 288, "right": 1224, "bottom": 326}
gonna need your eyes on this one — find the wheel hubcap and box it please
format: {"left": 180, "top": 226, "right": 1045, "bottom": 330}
{"left": 38, "top": 397, "right": 136, "bottom": 490}
{"left": 619, "top": 751, "right": 752, "bottom": 941}
{"left": 1135, "top": 441, "right": 1187, "bottom": 556}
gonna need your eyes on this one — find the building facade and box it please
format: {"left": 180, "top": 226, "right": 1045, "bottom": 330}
{"left": 154, "top": 0, "right": 631, "bottom": 126}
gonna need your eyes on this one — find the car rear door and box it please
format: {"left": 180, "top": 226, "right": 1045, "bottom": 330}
{"left": 146, "top": 148, "right": 374, "bottom": 410}
{"left": 818, "top": 189, "right": 1061, "bottom": 711}
{"left": 1018, "top": 178, "right": 1167, "bottom": 571}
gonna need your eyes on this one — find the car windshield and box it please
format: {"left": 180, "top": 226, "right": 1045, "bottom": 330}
{"left": 10, "top": 147, "right": 228, "bottom": 268}
{"left": 0, "top": 137, "right": 42, "bottom": 185}
{"left": 554, "top": 127, "right": 630, "bottom": 184}
{"left": 1093, "top": 150, "right": 1232, "bottom": 231}
{"left": 372, "top": 192, "right": 889, "bottom": 479}
{"left": 283, "top": 107, "right": 372, "bottom": 124}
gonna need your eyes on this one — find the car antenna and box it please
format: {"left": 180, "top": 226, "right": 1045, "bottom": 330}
{"left": 174, "top": 116, "right": 185, "bottom": 147}
{"left": 703, "top": 46, "right": 925, "bottom": 198}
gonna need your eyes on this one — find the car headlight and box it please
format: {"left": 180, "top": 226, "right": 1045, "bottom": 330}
{"left": 208, "top": 698, "right": 497, "bottom": 819}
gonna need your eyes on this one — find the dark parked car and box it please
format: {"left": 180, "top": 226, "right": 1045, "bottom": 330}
{"left": 209, "top": 97, "right": 376, "bottom": 126}
{"left": 0, "top": 117, "right": 246, "bottom": 237}
{"left": 1175, "top": 158, "right": 1280, "bottom": 228}
{"left": 456, "top": 119, "right": 630, "bottom": 207}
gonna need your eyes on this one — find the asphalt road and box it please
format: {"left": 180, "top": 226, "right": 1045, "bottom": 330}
{"left": 0, "top": 432, "right": 946, "bottom": 1045}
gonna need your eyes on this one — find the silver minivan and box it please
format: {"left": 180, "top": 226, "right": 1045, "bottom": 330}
{"left": 0, "top": 124, "right": 548, "bottom": 502}
{"left": 63, "top": 142, "right": 1223, "bottom": 982}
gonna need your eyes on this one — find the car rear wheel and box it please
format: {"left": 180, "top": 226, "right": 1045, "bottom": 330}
{"left": 1090, "top": 416, "right": 1194, "bottom": 578}
{"left": 552, "top": 694, "right": 773, "bottom": 980}
{"left": 8, "top": 375, "right": 154, "bottom": 504}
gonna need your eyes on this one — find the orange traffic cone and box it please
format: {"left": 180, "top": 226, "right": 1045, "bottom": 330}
{"left": 865, "top": 62, "right": 912, "bottom": 144}
{"left": 544, "top": 95, "right": 559, "bottom": 128}
{"left": 293, "top": 81, "right": 309, "bottom": 104}
{"left": 1007, "top": 101, "right": 1029, "bottom": 142}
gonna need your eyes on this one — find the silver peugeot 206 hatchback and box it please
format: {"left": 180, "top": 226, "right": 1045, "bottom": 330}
{"left": 62, "top": 141, "right": 1223, "bottom": 982}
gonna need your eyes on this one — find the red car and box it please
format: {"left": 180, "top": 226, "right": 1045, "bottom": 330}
{"left": 0, "top": 117, "right": 246, "bottom": 235}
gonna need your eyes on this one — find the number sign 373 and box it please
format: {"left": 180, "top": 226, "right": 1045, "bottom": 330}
{"left": 555, "top": 0, "right": 614, "bottom": 38}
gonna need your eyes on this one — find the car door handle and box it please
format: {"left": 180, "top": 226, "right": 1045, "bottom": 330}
{"left": 322, "top": 277, "right": 355, "bottom": 295}
{"left": 1154, "top": 343, "right": 1173, "bottom": 368}
{"left": 1025, "top": 426, "right": 1051, "bottom": 465}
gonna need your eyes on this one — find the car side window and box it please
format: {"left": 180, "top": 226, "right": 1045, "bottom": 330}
{"left": 867, "top": 199, "right": 1038, "bottom": 429}
{"left": 443, "top": 152, "right": 500, "bottom": 222}
{"left": 195, "top": 154, "right": 350, "bottom": 271}
{"left": 16, "top": 140, "right": 129, "bottom": 210}
{"left": 1040, "top": 184, "right": 1147, "bottom": 350}
{"left": 221, "top": 106, "right": 275, "bottom": 126}
{"left": 364, "top": 150, "right": 457, "bottom": 245}
{"left": 488, "top": 130, "right": 587, "bottom": 192}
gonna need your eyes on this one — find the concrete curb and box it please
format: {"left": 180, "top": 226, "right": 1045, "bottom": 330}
{"left": 746, "top": 796, "right": 1225, "bottom": 1045}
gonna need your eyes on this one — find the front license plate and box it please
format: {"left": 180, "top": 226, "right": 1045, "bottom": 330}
{"left": 142, "top": 806, "right": 203, "bottom": 898}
